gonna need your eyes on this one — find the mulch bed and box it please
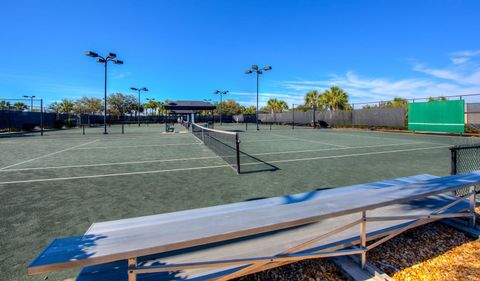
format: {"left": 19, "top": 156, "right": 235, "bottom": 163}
{"left": 237, "top": 259, "right": 348, "bottom": 281}
{"left": 368, "top": 221, "right": 480, "bottom": 281}
{"left": 237, "top": 218, "right": 480, "bottom": 281}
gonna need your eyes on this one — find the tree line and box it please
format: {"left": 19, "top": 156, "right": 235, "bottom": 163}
{"left": 2, "top": 86, "right": 446, "bottom": 116}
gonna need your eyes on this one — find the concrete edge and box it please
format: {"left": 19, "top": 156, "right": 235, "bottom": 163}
{"left": 332, "top": 255, "right": 393, "bottom": 281}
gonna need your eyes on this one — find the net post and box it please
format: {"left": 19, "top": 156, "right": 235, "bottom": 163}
{"left": 236, "top": 134, "right": 241, "bottom": 174}
{"left": 82, "top": 124, "right": 85, "bottom": 135}
{"left": 122, "top": 123, "right": 125, "bottom": 134}
{"left": 40, "top": 99, "right": 44, "bottom": 136}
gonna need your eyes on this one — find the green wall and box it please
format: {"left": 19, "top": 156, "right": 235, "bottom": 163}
{"left": 408, "top": 100, "right": 465, "bottom": 133}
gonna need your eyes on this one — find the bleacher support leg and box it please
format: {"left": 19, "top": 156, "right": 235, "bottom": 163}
{"left": 128, "top": 257, "right": 137, "bottom": 281}
{"left": 470, "top": 186, "right": 476, "bottom": 227}
{"left": 360, "top": 211, "right": 367, "bottom": 270}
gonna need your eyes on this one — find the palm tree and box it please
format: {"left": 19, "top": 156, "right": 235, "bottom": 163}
{"left": 304, "top": 89, "right": 321, "bottom": 110}
{"left": 243, "top": 106, "right": 256, "bottom": 115}
{"left": 322, "top": 86, "right": 349, "bottom": 110}
{"left": 266, "top": 98, "right": 289, "bottom": 122}
{"left": 58, "top": 99, "right": 75, "bottom": 114}
{"left": 0, "top": 100, "right": 11, "bottom": 110}
{"left": 13, "top": 102, "right": 28, "bottom": 111}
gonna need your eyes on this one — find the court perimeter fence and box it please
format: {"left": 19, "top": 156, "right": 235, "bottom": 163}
{"left": 233, "top": 107, "right": 406, "bottom": 129}
{"left": 0, "top": 108, "right": 233, "bottom": 136}
{"left": 450, "top": 143, "right": 480, "bottom": 198}
{"left": 233, "top": 94, "right": 480, "bottom": 131}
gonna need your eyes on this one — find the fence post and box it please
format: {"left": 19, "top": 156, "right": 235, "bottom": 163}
{"left": 8, "top": 104, "right": 11, "bottom": 133}
{"left": 122, "top": 123, "right": 125, "bottom": 134}
{"left": 82, "top": 125, "right": 85, "bottom": 135}
{"left": 450, "top": 147, "right": 457, "bottom": 175}
{"left": 292, "top": 104, "right": 295, "bottom": 130}
{"left": 352, "top": 104, "right": 355, "bottom": 129}
{"left": 40, "top": 99, "right": 44, "bottom": 136}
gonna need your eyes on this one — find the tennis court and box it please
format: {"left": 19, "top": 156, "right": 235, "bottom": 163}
{"left": 0, "top": 124, "right": 478, "bottom": 280}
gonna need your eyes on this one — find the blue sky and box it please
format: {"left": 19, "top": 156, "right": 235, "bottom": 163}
{"left": 1, "top": 0, "right": 479, "bottom": 107}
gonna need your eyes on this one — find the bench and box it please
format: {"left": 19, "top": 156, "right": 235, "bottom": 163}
{"left": 165, "top": 124, "right": 175, "bottom": 133}
{"left": 28, "top": 172, "right": 479, "bottom": 281}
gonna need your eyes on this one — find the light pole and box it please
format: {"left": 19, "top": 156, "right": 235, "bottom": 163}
{"left": 131, "top": 87, "right": 148, "bottom": 126}
{"left": 85, "top": 51, "right": 123, "bottom": 134}
{"left": 244, "top": 65, "right": 272, "bottom": 130}
{"left": 213, "top": 90, "right": 228, "bottom": 125}
{"left": 23, "top": 95, "right": 36, "bottom": 111}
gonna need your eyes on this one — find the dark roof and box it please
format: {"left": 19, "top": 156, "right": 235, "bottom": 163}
{"left": 164, "top": 100, "right": 216, "bottom": 110}
{"left": 169, "top": 110, "right": 195, "bottom": 114}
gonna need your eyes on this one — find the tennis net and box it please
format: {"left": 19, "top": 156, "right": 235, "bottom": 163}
{"left": 191, "top": 123, "right": 241, "bottom": 173}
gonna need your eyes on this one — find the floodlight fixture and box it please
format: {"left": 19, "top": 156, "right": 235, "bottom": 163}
{"left": 213, "top": 90, "right": 229, "bottom": 124}
{"left": 244, "top": 64, "right": 273, "bottom": 130}
{"left": 85, "top": 51, "right": 99, "bottom": 58}
{"left": 84, "top": 51, "right": 124, "bottom": 134}
{"left": 131, "top": 87, "right": 150, "bottom": 126}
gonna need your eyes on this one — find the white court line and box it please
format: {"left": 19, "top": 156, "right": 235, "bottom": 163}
{"left": 73, "top": 142, "right": 202, "bottom": 150}
{"left": 0, "top": 141, "right": 427, "bottom": 172}
{"left": 269, "top": 132, "right": 350, "bottom": 148}
{"left": 0, "top": 139, "right": 100, "bottom": 171}
{"left": 0, "top": 164, "right": 230, "bottom": 185}
{"left": 324, "top": 130, "right": 444, "bottom": 145}
{"left": 2, "top": 156, "right": 221, "bottom": 171}
{"left": 241, "top": 138, "right": 295, "bottom": 143}
{"left": 244, "top": 145, "right": 450, "bottom": 165}
{"left": 249, "top": 141, "right": 428, "bottom": 156}
{"left": 0, "top": 144, "right": 449, "bottom": 184}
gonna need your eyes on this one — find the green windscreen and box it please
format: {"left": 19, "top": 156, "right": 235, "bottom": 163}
{"left": 408, "top": 100, "right": 465, "bottom": 133}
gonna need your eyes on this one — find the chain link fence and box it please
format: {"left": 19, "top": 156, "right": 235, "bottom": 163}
{"left": 450, "top": 143, "right": 480, "bottom": 197}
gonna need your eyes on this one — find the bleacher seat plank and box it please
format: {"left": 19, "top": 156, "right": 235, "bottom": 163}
{"left": 28, "top": 173, "right": 479, "bottom": 279}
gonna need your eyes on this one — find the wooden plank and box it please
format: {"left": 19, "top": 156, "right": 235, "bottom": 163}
{"left": 28, "top": 173, "right": 480, "bottom": 275}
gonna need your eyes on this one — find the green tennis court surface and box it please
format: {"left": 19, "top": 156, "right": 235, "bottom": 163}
{"left": 0, "top": 124, "right": 478, "bottom": 280}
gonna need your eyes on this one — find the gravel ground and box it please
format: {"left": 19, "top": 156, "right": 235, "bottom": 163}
{"left": 368, "top": 221, "right": 480, "bottom": 281}
{"left": 235, "top": 218, "right": 479, "bottom": 281}
{"left": 237, "top": 259, "right": 348, "bottom": 281}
